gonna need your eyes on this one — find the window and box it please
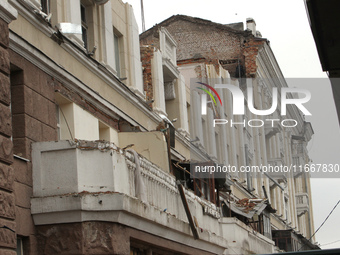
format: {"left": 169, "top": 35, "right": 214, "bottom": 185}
{"left": 130, "top": 247, "right": 146, "bottom": 255}
{"left": 41, "top": 0, "right": 50, "bottom": 14}
{"left": 202, "top": 117, "right": 208, "bottom": 150}
{"left": 246, "top": 153, "right": 253, "bottom": 191}
{"left": 247, "top": 171, "right": 253, "bottom": 191}
{"left": 56, "top": 104, "right": 61, "bottom": 139}
{"left": 201, "top": 178, "right": 210, "bottom": 201}
{"left": 113, "top": 32, "right": 121, "bottom": 77}
{"left": 285, "top": 197, "right": 290, "bottom": 221}
{"left": 56, "top": 99, "right": 74, "bottom": 140}
{"left": 16, "top": 236, "right": 24, "bottom": 255}
{"left": 227, "top": 144, "right": 231, "bottom": 163}
{"left": 81, "top": 3, "right": 88, "bottom": 49}
{"left": 172, "top": 162, "right": 217, "bottom": 205}
{"left": 215, "top": 132, "right": 222, "bottom": 162}
{"left": 263, "top": 211, "right": 272, "bottom": 239}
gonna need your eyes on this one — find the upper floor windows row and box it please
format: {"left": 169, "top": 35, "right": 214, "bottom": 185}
{"left": 37, "top": 0, "right": 124, "bottom": 78}
{"left": 20, "top": 0, "right": 145, "bottom": 100}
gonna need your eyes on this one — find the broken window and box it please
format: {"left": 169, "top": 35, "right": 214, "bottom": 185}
{"left": 172, "top": 161, "right": 217, "bottom": 205}
{"left": 272, "top": 230, "right": 305, "bottom": 252}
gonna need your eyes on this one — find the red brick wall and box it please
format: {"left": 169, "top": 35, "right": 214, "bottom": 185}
{"left": 140, "top": 46, "right": 154, "bottom": 107}
{"left": 164, "top": 19, "right": 244, "bottom": 62}
{"left": 140, "top": 17, "right": 264, "bottom": 78}
{"left": 140, "top": 32, "right": 160, "bottom": 53}
{"left": 244, "top": 38, "right": 265, "bottom": 78}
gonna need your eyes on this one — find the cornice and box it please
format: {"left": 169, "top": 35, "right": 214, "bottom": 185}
{"left": 0, "top": 0, "right": 18, "bottom": 24}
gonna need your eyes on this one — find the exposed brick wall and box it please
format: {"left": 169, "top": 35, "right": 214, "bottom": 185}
{"left": 140, "top": 45, "right": 154, "bottom": 107}
{"left": 54, "top": 82, "right": 120, "bottom": 130}
{"left": 164, "top": 19, "right": 244, "bottom": 62}
{"left": 243, "top": 38, "right": 265, "bottom": 78}
{"left": 0, "top": 16, "right": 16, "bottom": 255}
{"left": 140, "top": 32, "right": 160, "bottom": 52}
{"left": 140, "top": 16, "right": 263, "bottom": 78}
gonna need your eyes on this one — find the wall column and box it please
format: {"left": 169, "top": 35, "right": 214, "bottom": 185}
{"left": 0, "top": 1, "right": 17, "bottom": 254}
{"left": 177, "top": 74, "right": 189, "bottom": 136}
{"left": 63, "top": 0, "right": 83, "bottom": 47}
{"left": 100, "top": 1, "right": 115, "bottom": 73}
{"left": 151, "top": 49, "right": 166, "bottom": 116}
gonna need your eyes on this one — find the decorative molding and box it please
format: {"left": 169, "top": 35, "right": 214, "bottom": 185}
{"left": 9, "top": 31, "right": 160, "bottom": 130}
{"left": 0, "top": 0, "right": 18, "bottom": 24}
{"left": 163, "top": 57, "right": 180, "bottom": 79}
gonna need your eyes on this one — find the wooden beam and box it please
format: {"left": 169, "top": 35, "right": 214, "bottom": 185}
{"left": 177, "top": 181, "right": 199, "bottom": 240}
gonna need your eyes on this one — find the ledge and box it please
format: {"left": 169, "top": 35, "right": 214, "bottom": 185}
{"left": 0, "top": 0, "right": 18, "bottom": 24}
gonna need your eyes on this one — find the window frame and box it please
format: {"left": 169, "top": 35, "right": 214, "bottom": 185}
{"left": 16, "top": 237, "right": 24, "bottom": 255}
{"left": 113, "top": 29, "right": 122, "bottom": 77}
{"left": 80, "top": 3, "right": 88, "bottom": 50}
{"left": 41, "top": 0, "right": 50, "bottom": 14}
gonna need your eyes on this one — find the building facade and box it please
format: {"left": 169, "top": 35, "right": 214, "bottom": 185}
{"left": 140, "top": 15, "right": 318, "bottom": 253}
{"left": 0, "top": 0, "right": 317, "bottom": 254}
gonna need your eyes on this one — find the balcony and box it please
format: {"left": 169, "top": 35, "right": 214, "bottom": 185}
{"left": 160, "top": 27, "right": 177, "bottom": 65}
{"left": 264, "top": 111, "right": 281, "bottom": 138}
{"left": 296, "top": 193, "right": 309, "bottom": 216}
{"left": 160, "top": 27, "right": 180, "bottom": 82}
{"left": 292, "top": 142, "right": 305, "bottom": 157}
{"left": 220, "top": 217, "right": 275, "bottom": 254}
{"left": 31, "top": 140, "right": 228, "bottom": 253}
{"left": 30, "top": 140, "right": 277, "bottom": 253}
{"left": 267, "top": 158, "right": 287, "bottom": 182}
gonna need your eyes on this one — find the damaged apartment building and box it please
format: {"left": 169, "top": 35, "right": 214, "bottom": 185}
{"left": 139, "top": 15, "right": 319, "bottom": 254}
{"left": 0, "top": 0, "right": 318, "bottom": 254}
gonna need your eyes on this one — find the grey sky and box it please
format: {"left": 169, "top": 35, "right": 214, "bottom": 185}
{"left": 126, "top": 0, "right": 340, "bottom": 248}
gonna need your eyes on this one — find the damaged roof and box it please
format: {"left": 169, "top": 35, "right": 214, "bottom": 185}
{"left": 140, "top": 14, "right": 252, "bottom": 39}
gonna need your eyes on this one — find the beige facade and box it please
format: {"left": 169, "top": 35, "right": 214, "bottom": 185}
{"left": 0, "top": 0, "right": 318, "bottom": 254}
{"left": 140, "top": 15, "right": 318, "bottom": 253}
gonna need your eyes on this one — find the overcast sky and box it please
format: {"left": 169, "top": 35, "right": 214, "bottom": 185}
{"left": 126, "top": 0, "right": 340, "bottom": 249}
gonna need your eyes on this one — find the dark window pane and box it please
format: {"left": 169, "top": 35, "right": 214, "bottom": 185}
{"left": 81, "top": 5, "right": 86, "bottom": 23}
{"left": 41, "top": 0, "right": 50, "bottom": 14}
